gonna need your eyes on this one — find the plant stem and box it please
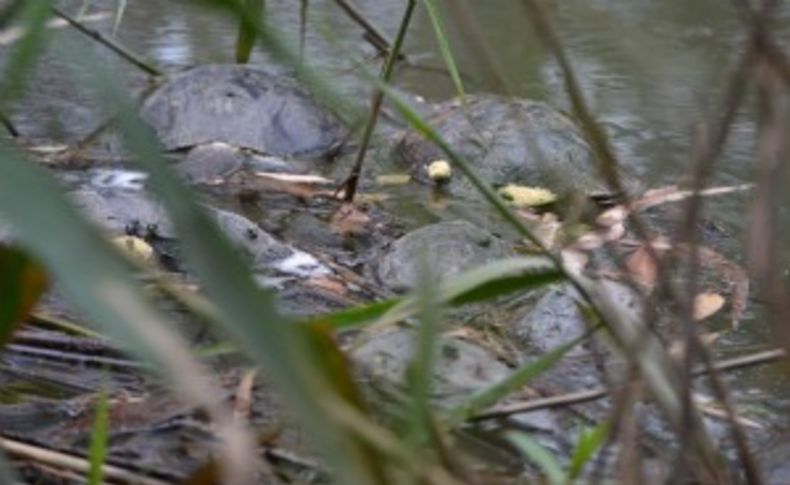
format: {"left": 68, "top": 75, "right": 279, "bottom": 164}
{"left": 331, "top": 0, "right": 406, "bottom": 61}
{"left": 50, "top": 6, "right": 162, "bottom": 77}
{"left": 0, "top": 111, "right": 19, "bottom": 137}
{"left": 340, "top": 0, "right": 414, "bottom": 202}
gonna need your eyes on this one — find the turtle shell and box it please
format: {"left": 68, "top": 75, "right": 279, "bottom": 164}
{"left": 141, "top": 65, "right": 346, "bottom": 159}
{"left": 396, "top": 94, "right": 614, "bottom": 198}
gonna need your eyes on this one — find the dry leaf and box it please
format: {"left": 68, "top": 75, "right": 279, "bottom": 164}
{"left": 632, "top": 184, "right": 753, "bottom": 212}
{"left": 693, "top": 292, "right": 726, "bottom": 321}
{"left": 688, "top": 245, "right": 749, "bottom": 328}
{"left": 253, "top": 172, "right": 333, "bottom": 184}
{"left": 306, "top": 276, "right": 349, "bottom": 297}
{"left": 534, "top": 213, "right": 561, "bottom": 249}
{"left": 329, "top": 203, "right": 371, "bottom": 236}
{"left": 596, "top": 204, "right": 628, "bottom": 227}
{"left": 498, "top": 184, "right": 558, "bottom": 208}
{"left": 561, "top": 248, "right": 589, "bottom": 275}
{"left": 376, "top": 174, "right": 411, "bottom": 186}
{"left": 626, "top": 246, "right": 659, "bottom": 289}
{"left": 569, "top": 222, "right": 626, "bottom": 251}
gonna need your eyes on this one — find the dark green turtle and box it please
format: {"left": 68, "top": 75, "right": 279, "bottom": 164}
{"left": 376, "top": 220, "right": 512, "bottom": 292}
{"left": 140, "top": 65, "right": 347, "bottom": 182}
{"left": 396, "top": 94, "right": 619, "bottom": 201}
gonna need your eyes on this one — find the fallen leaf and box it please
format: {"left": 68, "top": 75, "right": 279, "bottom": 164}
{"left": 632, "top": 184, "right": 753, "bottom": 212}
{"left": 683, "top": 245, "right": 749, "bottom": 329}
{"left": 568, "top": 222, "right": 626, "bottom": 251}
{"left": 561, "top": 248, "right": 589, "bottom": 275}
{"left": 693, "top": 292, "right": 725, "bottom": 321}
{"left": 376, "top": 174, "right": 412, "bottom": 186}
{"left": 253, "top": 172, "right": 333, "bottom": 185}
{"left": 626, "top": 245, "right": 659, "bottom": 289}
{"left": 534, "top": 213, "right": 561, "bottom": 249}
{"left": 498, "top": 184, "right": 558, "bottom": 208}
{"left": 596, "top": 204, "right": 628, "bottom": 227}
{"left": 307, "top": 276, "right": 349, "bottom": 297}
{"left": 329, "top": 203, "right": 371, "bottom": 236}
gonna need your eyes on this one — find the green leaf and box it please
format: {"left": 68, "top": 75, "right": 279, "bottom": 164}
{"left": 0, "top": 0, "right": 51, "bottom": 107}
{"left": 374, "top": 256, "right": 562, "bottom": 331}
{"left": 567, "top": 421, "right": 609, "bottom": 480}
{"left": 442, "top": 329, "right": 593, "bottom": 428}
{"left": 235, "top": 0, "right": 264, "bottom": 63}
{"left": 70, "top": 49, "right": 390, "bottom": 484}
{"left": 87, "top": 382, "right": 110, "bottom": 485}
{"left": 306, "top": 298, "right": 400, "bottom": 329}
{"left": 405, "top": 251, "right": 442, "bottom": 444}
{"left": 0, "top": 246, "right": 49, "bottom": 347}
{"left": 507, "top": 431, "right": 566, "bottom": 485}
{"left": 421, "top": 0, "right": 466, "bottom": 102}
{"left": 305, "top": 256, "right": 562, "bottom": 331}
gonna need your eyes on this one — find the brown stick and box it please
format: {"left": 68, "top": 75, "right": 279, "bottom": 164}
{"left": 331, "top": 0, "right": 405, "bottom": 60}
{"left": 0, "top": 111, "right": 19, "bottom": 137}
{"left": 473, "top": 348, "right": 786, "bottom": 421}
{"left": 1, "top": 436, "right": 170, "bottom": 484}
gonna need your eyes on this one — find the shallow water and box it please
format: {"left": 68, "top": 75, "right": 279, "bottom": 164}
{"left": 3, "top": 0, "right": 790, "bottom": 469}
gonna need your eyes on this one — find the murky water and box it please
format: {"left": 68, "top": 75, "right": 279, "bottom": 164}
{"left": 3, "top": 0, "right": 790, "bottom": 466}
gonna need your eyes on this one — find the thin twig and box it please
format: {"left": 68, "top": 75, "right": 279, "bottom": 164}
{"left": 0, "top": 110, "right": 19, "bottom": 137}
{"left": 519, "top": 3, "right": 726, "bottom": 477}
{"left": 331, "top": 0, "right": 406, "bottom": 61}
{"left": 339, "top": 0, "right": 415, "bottom": 202}
{"left": 49, "top": 6, "right": 162, "bottom": 77}
{"left": 1, "top": 436, "right": 170, "bottom": 485}
{"left": 473, "top": 348, "right": 786, "bottom": 420}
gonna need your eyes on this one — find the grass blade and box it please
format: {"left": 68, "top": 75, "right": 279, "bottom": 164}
{"left": 0, "top": 0, "right": 51, "bottom": 107}
{"left": 87, "top": 382, "right": 110, "bottom": 485}
{"left": 442, "top": 329, "right": 594, "bottom": 428}
{"left": 235, "top": 0, "right": 264, "bottom": 63}
{"left": 507, "top": 431, "right": 565, "bottom": 485}
{"left": 304, "top": 256, "right": 562, "bottom": 331}
{"left": 568, "top": 421, "right": 609, "bottom": 480}
{"left": 421, "top": 0, "right": 466, "bottom": 101}
{"left": 111, "top": 0, "right": 126, "bottom": 36}
{"left": 70, "top": 47, "right": 391, "bottom": 484}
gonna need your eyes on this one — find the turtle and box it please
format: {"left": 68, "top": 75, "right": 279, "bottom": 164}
{"left": 375, "top": 220, "right": 512, "bottom": 292}
{"left": 396, "top": 94, "right": 631, "bottom": 203}
{"left": 140, "top": 64, "right": 347, "bottom": 183}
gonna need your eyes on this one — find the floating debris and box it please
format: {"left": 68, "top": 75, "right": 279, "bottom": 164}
{"left": 426, "top": 160, "right": 452, "bottom": 184}
{"left": 498, "top": 184, "right": 557, "bottom": 208}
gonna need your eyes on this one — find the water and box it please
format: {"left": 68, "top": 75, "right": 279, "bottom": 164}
{"left": 3, "top": 0, "right": 790, "bottom": 458}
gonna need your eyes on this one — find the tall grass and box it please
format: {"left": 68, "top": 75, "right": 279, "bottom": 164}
{"left": 0, "top": 0, "right": 788, "bottom": 483}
